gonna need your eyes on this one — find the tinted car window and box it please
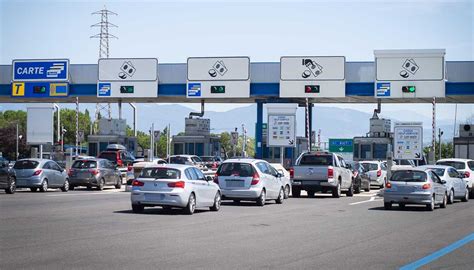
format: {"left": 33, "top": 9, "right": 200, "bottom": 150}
{"left": 14, "top": 160, "right": 39, "bottom": 169}
{"left": 361, "top": 163, "right": 379, "bottom": 171}
{"left": 427, "top": 168, "right": 445, "bottom": 177}
{"left": 169, "top": 157, "right": 187, "bottom": 164}
{"left": 448, "top": 168, "right": 459, "bottom": 178}
{"left": 191, "top": 157, "right": 202, "bottom": 163}
{"left": 391, "top": 171, "right": 427, "bottom": 182}
{"left": 140, "top": 168, "right": 180, "bottom": 179}
{"left": 99, "top": 152, "right": 118, "bottom": 163}
{"left": 200, "top": 157, "right": 214, "bottom": 162}
{"left": 468, "top": 161, "right": 474, "bottom": 170}
{"left": 51, "top": 163, "right": 62, "bottom": 171}
{"left": 300, "top": 155, "right": 333, "bottom": 166}
{"left": 218, "top": 163, "right": 255, "bottom": 177}
{"left": 186, "top": 168, "right": 198, "bottom": 180}
{"left": 436, "top": 161, "right": 465, "bottom": 170}
{"left": 193, "top": 168, "right": 206, "bottom": 180}
{"left": 73, "top": 160, "right": 97, "bottom": 169}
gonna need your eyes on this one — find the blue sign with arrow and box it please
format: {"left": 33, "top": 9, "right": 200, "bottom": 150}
{"left": 12, "top": 59, "right": 69, "bottom": 81}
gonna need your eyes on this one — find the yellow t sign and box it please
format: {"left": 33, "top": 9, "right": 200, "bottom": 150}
{"left": 12, "top": 82, "right": 25, "bottom": 96}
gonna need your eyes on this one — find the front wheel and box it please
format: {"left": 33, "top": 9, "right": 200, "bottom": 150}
{"left": 60, "top": 179, "right": 69, "bottom": 192}
{"left": 346, "top": 183, "right": 354, "bottom": 197}
{"left": 114, "top": 177, "right": 122, "bottom": 189}
{"left": 354, "top": 183, "right": 361, "bottom": 194}
{"left": 256, "top": 190, "right": 266, "bottom": 206}
{"left": 284, "top": 185, "right": 290, "bottom": 199}
{"left": 276, "top": 188, "right": 284, "bottom": 204}
{"left": 440, "top": 193, "right": 447, "bottom": 209}
{"left": 5, "top": 176, "right": 16, "bottom": 194}
{"left": 426, "top": 196, "right": 435, "bottom": 211}
{"left": 132, "top": 204, "right": 144, "bottom": 213}
{"left": 97, "top": 178, "right": 105, "bottom": 191}
{"left": 210, "top": 192, "right": 221, "bottom": 211}
{"left": 183, "top": 193, "right": 196, "bottom": 215}
{"left": 384, "top": 202, "right": 392, "bottom": 210}
{"left": 461, "top": 188, "right": 469, "bottom": 202}
{"left": 292, "top": 188, "right": 301, "bottom": 198}
{"left": 448, "top": 189, "right": 454, "bottom": 204}
{"left": 364, "top": 183, "right": 371, "bottom": 192}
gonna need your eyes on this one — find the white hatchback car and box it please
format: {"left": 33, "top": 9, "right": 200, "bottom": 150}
{"left": 436, "top": 159, "right": 474, "bottom": 198}
{"left": 215, "top": 158, "right": 285, "bottom": 206}
{"left": 418, "top": 165, "right": 469, "bottom": 203}
{"left": 359, "top": 161, "right": 387, "bottom": 188}
{"left": 130, "top": 164, "right": 221, "bottom": 215}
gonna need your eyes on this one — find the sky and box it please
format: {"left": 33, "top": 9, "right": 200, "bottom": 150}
{"left": 0, "top": 0, "right": 473, "bottom": 124}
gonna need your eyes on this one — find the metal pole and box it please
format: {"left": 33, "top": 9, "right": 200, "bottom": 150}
{"left": 150, "top": 123, "right": 154, "bottom": 160}
{"left": 76, "top": 97, "right": 79, "bottom": 157}
{"left": 130, "top": 103, "right": 137, "bottom": 137}
{"left": 39, "top": 145, "right": 43, "bottom": 159}
{"left": 16, "top": 123, "right": 19, "bottom": 161}
{"left": 280, "top": 146, "right": 284, "bottom": 165}
{"left": 61, "top": 125, "right": 64, "bottom": 152}
{"left": 242, "top": 124, "right": 245, "bottom": 156}
{"left": 438, "top": 128, "right": 443, "bottom": 160}
{"left": 305, "top": 98, "right": 310, "bottom": 152}
{"left": 453, "top": 103, "right": 458, "bottom": 137}
{"left": 166, "top": 123, "right": 170, "bottom": 158}
{"left": 118, "top": 100, "right": 122, "bottom": 120}
{"left": 53, "top": 104, "right": 60, "bottom": 143}
{"left": 432, "top": 97, "right": 436, "bottom": 163}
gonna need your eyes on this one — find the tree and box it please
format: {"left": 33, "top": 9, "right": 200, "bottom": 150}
{"left": 56, "top": 109, "right": 92, "bottom": 145}
{"left": 0, "top": 124, "right": 29, "bottom": 160}
{"left": 423, "top": 141, "right": 454, "bottom": 161}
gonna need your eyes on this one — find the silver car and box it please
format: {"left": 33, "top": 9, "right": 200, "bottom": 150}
{"left": 14, "top": 159, "right": 69, "bottom": 192}
{"left": 215, "top": 158, "right": 285, "bottom": 206}
{"left": 68, "top": 158, "right": 122, "bottom": 190}
{"left": 269, "top": 163, "right": 291, "bottom": 199}
{"left": 359, "top": 161, "right": 387, "bottom": 188}
{"left": 418, "top": 165, "right": 470, "bottom": 203}
{"left": 384, "top": 168, "right": 448, "bottom": 211}
{"left": 131, "top": 164, "right": 221, "bottom": 215}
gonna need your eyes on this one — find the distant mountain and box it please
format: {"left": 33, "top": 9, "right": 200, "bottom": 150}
{"left": 0, "top": 103, "right": 465, "bottom": 143}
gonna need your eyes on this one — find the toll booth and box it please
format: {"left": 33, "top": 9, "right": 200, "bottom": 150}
{"left": 353, "top": 112, "right": 393, "bottom": 161}
{"left": 172, "top": 118, "right": 221, "bottom": 156}
{"left": 87, "top": 118, "right": 137, "bottom": 156}
{"left": 454, "top": 124, "right": 474, "bottom": 159}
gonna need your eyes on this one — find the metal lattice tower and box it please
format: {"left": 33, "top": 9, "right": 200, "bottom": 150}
{"left": 90, "top": 6, "right": 117, "bottom": 132}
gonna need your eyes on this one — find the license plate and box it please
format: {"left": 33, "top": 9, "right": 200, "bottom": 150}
{"left": 145, "top": 194, "right": 165, "bottom": 201}
{"left": 226, "top": 180, "right": 244, "bottom": 187}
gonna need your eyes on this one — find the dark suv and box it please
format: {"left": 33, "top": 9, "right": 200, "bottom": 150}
{"left": 0, "top": 158, "right": 15, "bottom": 194}
{"left": 98, "top": 146, "right": 135, "bottom": 183}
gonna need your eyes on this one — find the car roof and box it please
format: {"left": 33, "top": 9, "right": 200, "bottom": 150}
{"left": 359, "top": 161, "right": 381, "bottom": 164}
{"left": 143, "top": 163, "right": 193, "bottom": 170}
{"left": 437, "top": 158, "right": 472, "bottom": 163}
{"left": 418, "top": 165, "right": 452, "bottom": 169}
{"left": 170, "top": 155, "right": 196, "bottom": 158}
{"left": 223, "top": 158, "right": 262, "bottom": 164}
{"left": 393, "top": 168, "right": 427, "bottom": 173}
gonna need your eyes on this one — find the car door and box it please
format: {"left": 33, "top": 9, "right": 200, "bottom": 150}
{"left": 0, "top": 161, "right": 8, "bottom": 188}
{"left": 448, "top": 168, "right": 462, "bottom": 195}
{"left": 430, "top": 171, "right": 444, "bottom": 203}
{"left": 337, "top": 157, "right": 351, "bottom": 189}
{"left": 184, "top": 168, "right": 203, "bottom": 207}
{"left": 42, "top": 162, "right": 55, "bottom": 186}
{"left": 99, "top": 160, "right": 110, "bottom": 184}
{"left": 52, "top": 162, "right": 66, "bottom": 187}
{"left": 193, "top": 167, "right": 214, "bottom": 206}
{"left": 261, "top": 162, "right": 278, "bottom": 198}
{"left": 267, "top": 163, "right": 282, "bottom": 195}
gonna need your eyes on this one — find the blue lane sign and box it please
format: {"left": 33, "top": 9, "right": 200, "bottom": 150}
{"left": 98, "top": 83, "right": 112, "bottom": 96}
{"left": 187, "top": 83, "right": 201, "bottom": 97}
{"left": 376, "top": 82, "right": 391, "bottom": 97}
{"left": 12, "top": 59, "right": 69, "bottom": 82}
{"left": 11, "top": 82, "right": 69, "bottom": 98}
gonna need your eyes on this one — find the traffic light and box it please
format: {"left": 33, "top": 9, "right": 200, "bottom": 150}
{"left": 33, "top": 86, "right": 46, "bottom": 94}
{"left": 120, "top": 85, "right": 134, "bottom": 94}
{"left": 211, "top": 85, "right": 225, "bottom": 94}
{"left": 402, "top": 86, "right": 416, "bottom": 93}
{"left": 305, "top": 85, "right": 320, "bottom": 93}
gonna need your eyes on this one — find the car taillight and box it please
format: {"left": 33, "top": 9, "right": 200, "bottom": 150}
{"left": 212, "top": 162, "right": 218, "bottom": 169}
{"left": 328, "top": 167, "right": 334, "bottom": 179}
{"left": 214, "top": 173, "right": 219, "bottom": 184}
{"left": 88, "top": 169, "right": 99, "bottom": 175}
{"left": 168, "top": 181, "right": 185, "bottom": 188}
{"left": 117, "top": 159, "right": 123, "bottom": 167}
{"left": 251, "top": 172, "right": 260, "bottom": 185}
{"left": 68, "top": 169, "right": 74, "bottom": 177}
{"left": 465, "top": 171, "right": 471, "bottom": 178}
{"left": 377, "top": 169, "right": 382, "bottom": 177}
{"left": 32, "top": 170, "right": 42, "bottom": 176}
{"left": 127, "top": 165, "right": 133, "bottom": 171}
{"left": 132, "top": 180, "right": 144, "bottom": 186}
{"left": 289, "top": 167, "right": 294, "bottom": 179}
{"left": 422, "top": 183, "right": 431, "bottom": 190}
{"left": 385, "top": 182, "right": 392, "bottom": 188}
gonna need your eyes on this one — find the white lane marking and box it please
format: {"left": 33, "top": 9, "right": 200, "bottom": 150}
{"left": 46, "top": 191, "right": 126, "bottom": 197}
{"left": 349, "top": 196, "right": 382, "bottom": 205}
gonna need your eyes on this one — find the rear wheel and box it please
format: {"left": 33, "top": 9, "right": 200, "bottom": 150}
{"left": 354, "top": 182, "right": 361, "bottom": 194}
{"left": 364, "top": 183, "right": 371, "bottom": 192}
{"left": 384, "top": 202, "right": 392, "bottom": 210}
{"left": 256, "top": 190, "right": 266, "bottom": 206}
{"left": 97, "top": 178, "right": 105, "bottom": 191}
{"left": 39, "top": 179, "right": 48, "bottom": 192}
{"left": 307, "top": 190, "right": 315, "bottom": 198}
{"left": 5, "top": 176, "right": 16, "bottom": 194}
{"left": 184, "top": 193, "right": 196, "bottom": 215}
{"left": 30, "top": 187, "right": 37, "bottom": 192}
{"left": 210, "top": 192, "right": 221, "bottom": 211}
{"left": 448, "top": 189, "right": 454, "bottom": 204}
{"left": 60, "top": 179, "right": 69, "bottom": 192}
{"left": 292, "top": 188, "right": 301, "bottom": 198}
{"left": 69, "top": 186, "right": 75, "bottom": 191}
{"left": 426, "top": 196, "right": 435, "bottom": 211}
{"left": 233, "top": 199, "right": 241, "bottom": 204}
{"left": 284, "top": 185, "right": 290, "bottom": 199}
{"left": 461, "top": 188, "right": 469, "bottom": 202}
{"left": 346, "top": 183, "right": 354, "bottom": 197}
{"left": 114, "top": 177, "right": 122, "bottom": 189}
{"left": 132, "top": 204, "right": 144, "bottom": 213}
{"left": 332, "top": 183, "right": 341, "bottom": 198}
{"left": 440, "top": 193, "right": 447, "bottom": 209}
{"left": 276, "top": 188, "right": 284, "bottom": 204}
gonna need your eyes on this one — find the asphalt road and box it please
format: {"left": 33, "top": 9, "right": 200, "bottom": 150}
{"left": 1, "top": 187, "right": 473, "bottom": 270}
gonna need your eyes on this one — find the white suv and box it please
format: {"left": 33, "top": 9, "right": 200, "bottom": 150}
{"left": 436, "top": 158, "right": 474, "bottom": 198}
{"left": 359, "top": 161, "right": 387, "bottom": 188}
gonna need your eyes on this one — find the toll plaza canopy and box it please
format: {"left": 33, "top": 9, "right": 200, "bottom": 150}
{"left": 0, "top": 60, "right": 473, "bottom": 104}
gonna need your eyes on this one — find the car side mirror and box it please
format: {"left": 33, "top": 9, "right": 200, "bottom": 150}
{"left": 206, "top": 175, "right": 214, "bottom": 181}
{"left": 276, "top": 172, "right": 282, "bottom": 178}
{"left": 440, "top": 180, "right": 447, "bottom": 184}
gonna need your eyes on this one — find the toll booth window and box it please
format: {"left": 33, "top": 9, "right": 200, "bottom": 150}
{"left": 373, "top": 144, "right": 388, "bottom": 159}
{"left": 196, "top": 143, "right": 204, "bottom": 156}
{"left": 360, "top": 144, "right": 372, "bottom": 159}
{"left": 186, "top": 143, "right": 195, "bottom": 155}
{"left": 174, "top": 144, "right": 184, "bottom": 155}
{"left": 353, "top": 143, "right": 359, "bottom": 159}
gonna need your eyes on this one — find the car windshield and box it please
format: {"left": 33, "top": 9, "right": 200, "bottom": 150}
{"left": 391, "top": 171, "right": 427, "bottom": 182}
{"left": 218, "top": 163, "right": 255, "bottom": 177}
{"left": 436, "top": 161, "right": 465, "bottom": 170}
{"left": 140, "top": 168, "right": 180, "bottom": 179}
{"left": 98, "top": 152, "right": 117, "bottom": 162}
{"left": 13, "top": 160, "right": 39, "bottom": 169}
{"left": 299, "top": 155, "right": 333, "bottom": 166}
{"left": 469, "top": 161, "right": 474, "bottom": 170}
{"left": 169, "top": 157, "right": 187, "bottom": 164}
{"left": 200, "top": 157, "right": 215, "bottom": 162}
{"left": 72, "top": 160, "right": 97, "bottom": 169}
{"left": 361, "top": 163, "right": 378, "bottom": 171}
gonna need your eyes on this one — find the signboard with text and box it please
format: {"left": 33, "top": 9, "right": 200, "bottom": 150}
{"left": 394, "top": 122, "right": 423, "bottom": 160}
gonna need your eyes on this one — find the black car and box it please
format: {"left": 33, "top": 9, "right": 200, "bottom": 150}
{"left": 352, "top": 162, "right": 371, "bottom": 193}
{"left": 0, "top": 158, "right": 16, "bottom": 194}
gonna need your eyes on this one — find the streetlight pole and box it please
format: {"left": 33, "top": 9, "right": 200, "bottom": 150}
{"left": 16, "top": 123, "right": 19, "bottom": 161}
{"left": 438, "top": 128, "right": 444, "bottom": 160}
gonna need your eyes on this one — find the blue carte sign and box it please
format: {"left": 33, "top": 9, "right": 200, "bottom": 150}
{"left": 12, "top": 59, "right": 69, "bottom": 81}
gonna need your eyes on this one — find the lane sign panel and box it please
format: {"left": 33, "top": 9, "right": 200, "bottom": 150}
{"left": 13, "top": 59, "right": 69, "bottom": 82}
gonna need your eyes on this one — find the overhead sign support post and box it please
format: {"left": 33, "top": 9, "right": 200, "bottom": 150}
{"left": 11, "top": 59, "right": 70, "bottom": 98}
{"left": 374, "top": 49, "right": 446, "bottom": 99}
{"left": 97, "top": 58, "right": 158, "bottom": 98}
{"left": 186, "top": 57, "right": 250, "bottom": 99}
{"left": 279, "top": 56, "right": 346, "bottom": 98}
